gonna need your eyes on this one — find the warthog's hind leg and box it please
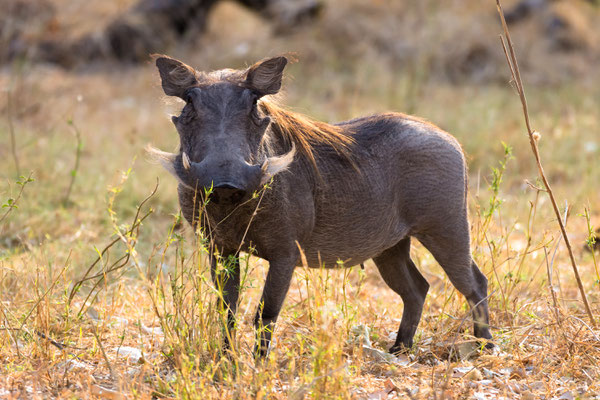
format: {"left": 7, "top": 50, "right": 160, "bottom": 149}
{"left": 373, "top": 237, "right": 430, "bottom": 354}
{"left": 416, "top": 230, "right": 493, "bottom": 347}
{"left": 469, "top": 259, "right": 493, "bottom": 345}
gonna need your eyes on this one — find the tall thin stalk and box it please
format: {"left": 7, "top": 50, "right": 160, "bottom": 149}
{"left": 63, "top": 119, "right": 83, "bottom": 206}
{"left": 0, "top": 173, "right": 34, "bottom": 230}
{"left": 496, "top": 0, "right": 596, "bottom": 328}
{"left": 7, "top": 90, "right": 20, "bottom": 177}
{"left": 583, "top": 207, "right": 599, "bottom": 285}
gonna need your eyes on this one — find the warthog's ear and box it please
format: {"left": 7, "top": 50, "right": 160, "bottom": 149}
{"left": 245, "top": 56, "right": 288, "bottom": 97}
{"left": 154, "top": 55, "right": 198, "bottom": 99}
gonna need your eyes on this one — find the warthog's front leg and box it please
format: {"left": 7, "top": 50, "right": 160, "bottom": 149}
{"left": 211, "top": 250, "right": 240, "bottom": 352}
{"left": 254, "top": 252, "right": 298, "bottom": 358}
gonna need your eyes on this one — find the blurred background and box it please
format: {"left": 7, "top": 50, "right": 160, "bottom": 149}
{"left": 1, "top": 0, "right": 599, "bottom": 294}
{"left": 1, "top": 1, "right": 600, "bottom": 397}
{"left": 1, "top": 0, "right": 599, "bottom": 245}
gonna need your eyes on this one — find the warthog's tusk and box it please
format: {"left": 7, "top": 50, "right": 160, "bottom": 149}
{"left": 145, "top": 145, "right": 193, "bottom": 188}
{"left": 260, "top": 144, "right": 296, "bottom": 185}
{"left": 182, "top": 152, "right": 191, "bottom": 170}
{"left": 261, "top": 159, "right": 270, "bottom": 174}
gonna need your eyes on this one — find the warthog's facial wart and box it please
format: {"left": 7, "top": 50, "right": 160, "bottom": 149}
{"left": 146, "top": 145, "right": 296, "bottom": 192}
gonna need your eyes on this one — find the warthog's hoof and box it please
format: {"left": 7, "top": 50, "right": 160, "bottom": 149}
{"left": 253, "top": 344, "right": 270, "bottom": 360}
{"left": 389, "top": 344, "right": 411, "bottom": 355}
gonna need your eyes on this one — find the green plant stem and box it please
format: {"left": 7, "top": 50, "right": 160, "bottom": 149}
{"left": 63, "top": 120, "right": 83, "bottom": 206}
{"left": 68, "top": 178, "right": 158, "bottom": 308}
{"left": 0, "top": 172, "right": 34, "bottom": 231}
{"left": 583, "top": 207, "right": 599, "bottom": 285}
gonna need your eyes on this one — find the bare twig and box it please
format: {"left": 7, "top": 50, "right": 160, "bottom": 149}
{"left": 91, "top": 325, "right": 117, "bottom": 382}
{"left": 34, "top": 330, "right": 87, "bottom": 351}
{"left": 68, "top": 179, "right": 158, "bottom": 314}
{"left": 496, "top": 0, "right": 596, "bottom": 328}
{"left": 569, "top": 315, "right": 600, "bottom": 341}
{"left": 544, "top": 247, "right": 563, "bottom": 326}
{"left": 63, "top": 119, "right": 83, "bottom": 206}
{"left": 0, "top": 302, "right": 21, "bottom": 358}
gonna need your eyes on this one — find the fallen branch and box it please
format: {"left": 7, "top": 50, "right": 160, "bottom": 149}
{"left": 496, "top": 0, "right": 596, "bottom": 328}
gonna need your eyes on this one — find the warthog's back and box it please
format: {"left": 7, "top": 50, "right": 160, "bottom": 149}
{"left": 299, "top": 112, "right": 469, "bottom": 267}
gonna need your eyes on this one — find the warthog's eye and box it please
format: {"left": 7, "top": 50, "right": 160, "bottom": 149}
{"left": 178, "top": 103, "right": 197, "bottom": 125}
{"left": 184, "top": 88, "right": 199, "bottom": 105}
{"left": 250, "top": 96, "right": 262, "bottom": 125}
{"left": 176, "top": 89, "right": 201, "bottom": 125}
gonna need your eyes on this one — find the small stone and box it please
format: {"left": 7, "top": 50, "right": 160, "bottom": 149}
{"left": 521, "top": 390, "right": 535, "bottom": 400}
{"left": 91, "top": 385, "right": 120, "bottom": 399}
{"left": 87, "top": 307, "right": 101, "bottom": 322}
{"left": 530, "top": 381, "right": 545, "bottom": 391}
{"left": 509, "top": 367, "right": 526, "bottom": 380}
{"left": 465, "top": 368, "right": 483, "bottom": 381}
{"left": 558, "top": 391, "right": 574, "bottom": 400}
{"left": 113, "top": 346, "right": 144, "bottom": 363}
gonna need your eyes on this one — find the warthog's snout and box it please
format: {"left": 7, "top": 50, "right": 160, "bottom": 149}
{"left": 212, "top": 184, "right": 247, "bottom": 204}
{"left": 179, "top": 156, "right": 263, "bottom": 202}
{"left": 146, "top": 144, "right": 296, "bottom": 203}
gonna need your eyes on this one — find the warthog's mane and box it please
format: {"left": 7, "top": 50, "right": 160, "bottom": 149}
{"left": 197, "top": 64, "right": 357, "bottom": 173}
{"left": 150, "top": 57, "right": 358, "bottom": 176}
{"left": 258, "top": 100, "right": 356, "bottom": 173}
{"left": 204, "top": 67, "right": 357, "bottom": 173}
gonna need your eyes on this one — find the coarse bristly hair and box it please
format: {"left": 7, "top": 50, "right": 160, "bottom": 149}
{"left": 149, "top": 54, "right": 358, "bottom": 175}
{"left": 236, "top": 57, "right": 358, "bottom": 173}
{"left": 257, "top": 99, "right": 357, "bottom": 173}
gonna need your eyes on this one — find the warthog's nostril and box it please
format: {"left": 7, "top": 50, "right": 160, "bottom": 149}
{"left": 212, "top": 184, "right": 247, "bottom": 204}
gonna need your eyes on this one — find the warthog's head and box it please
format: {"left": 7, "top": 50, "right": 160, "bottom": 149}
{"left": 148, "top": 55, "right": 296, "bottom": 204}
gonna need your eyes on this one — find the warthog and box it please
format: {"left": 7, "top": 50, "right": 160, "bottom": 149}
{"left": 149, "top": 55, "right": 493, "bottom": 357}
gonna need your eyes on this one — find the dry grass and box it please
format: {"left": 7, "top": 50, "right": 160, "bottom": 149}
{"left": 1, "top": 0, "right": 600, "bottom": 398}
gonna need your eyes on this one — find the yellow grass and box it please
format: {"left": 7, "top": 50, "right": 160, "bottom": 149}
{"left": 1, "top": 0, "right": 599, "bottom": 398}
